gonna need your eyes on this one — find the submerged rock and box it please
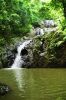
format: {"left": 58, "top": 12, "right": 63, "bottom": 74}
{"left": 0, "top": 83, "right": 10, "bottom": 96}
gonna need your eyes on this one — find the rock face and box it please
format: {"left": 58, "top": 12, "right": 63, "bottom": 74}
{"left": 0, "top": 20, "right": 66, "bottom": 68}
{"left": 0, "top": 83, "right": 10, "bottom": 96}
{"left": 21, "top": 49, "right": 33, "bottom": 68}
{"left": 11, "top": 40, "right": 33, "bottom": 68}
{"left": 1, "top": 33, "right": 66, "bottom": 68}
{"left": 20, "top": 40, "right": 33, "bottom": 68}
{"left": 32, "top": 31, "right": 66, "bottom": 67}
{"left": 0, "top": 47, "right": 16, "bottom": 68}
{"left": 28, "top": 19, "right": 66, "bottom": 68}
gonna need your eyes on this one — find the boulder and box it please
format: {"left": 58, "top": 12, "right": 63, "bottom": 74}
{"left": 35, "top": 27, "right": 44, "bottom": 36}
{"left": 41, "top": 20, "right": 57, "bottom": 28}
{"left": 0, "top": 83, "right": 10, "bottom": 96}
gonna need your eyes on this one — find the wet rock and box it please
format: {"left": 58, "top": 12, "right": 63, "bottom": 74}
{"left": 1, "top": 48, "right": 15, "bottom": 68}
{"left": 41, "top": 20, "right": 57, "bottom": 28}
{"left": 21, "top": 47, "right": 33, "bottom": 68}
{"left": 43, "top": 27, "right": 58, "bottom": 34}
{"left": 21, "top": 49, "right": 28, "bottom": 56}
{"left": 0, "top": 83, "right": 10, "bottom": 96}
{"left": 35, "top": 27, "right": 44, "bottom": 36}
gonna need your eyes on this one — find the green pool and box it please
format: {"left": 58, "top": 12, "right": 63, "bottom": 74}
{"left": 0, "top": 68, "right": 66, "bottom": 100}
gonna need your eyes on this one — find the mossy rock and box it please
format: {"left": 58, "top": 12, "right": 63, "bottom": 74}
{"left": 0, "top": 83, "right": 11, "bottom": 96}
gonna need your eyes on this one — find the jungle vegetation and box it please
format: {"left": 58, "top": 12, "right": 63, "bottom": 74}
{"left": 0, "top": 0, "right": 66, "bottom": 68}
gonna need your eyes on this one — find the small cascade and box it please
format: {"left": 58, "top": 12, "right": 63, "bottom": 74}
{"left": 11, "top": 40, "right": 31, "bottom": 68}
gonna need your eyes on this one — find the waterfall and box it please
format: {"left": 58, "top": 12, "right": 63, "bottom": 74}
{"left": 11, "top": 40, "right": 31, "bottom": 68}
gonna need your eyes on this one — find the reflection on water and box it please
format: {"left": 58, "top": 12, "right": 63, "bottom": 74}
{"left": 0, "top": 68, "right": 66, "bottom": 100}
{"left": 13, "top": 69, "right": 24, "bottom": 92}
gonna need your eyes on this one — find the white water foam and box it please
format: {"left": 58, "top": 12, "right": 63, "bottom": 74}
{"left": 11, "top": 40, "right": 31, "bottom": 68}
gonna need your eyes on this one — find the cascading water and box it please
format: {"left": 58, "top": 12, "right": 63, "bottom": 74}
{"left": 11, "top": 40, "right": 31, "bottom": 68}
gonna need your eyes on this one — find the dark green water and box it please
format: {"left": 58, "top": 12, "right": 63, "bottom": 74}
{"left": 0, "top": 68, "right": 66, "bottom": 100}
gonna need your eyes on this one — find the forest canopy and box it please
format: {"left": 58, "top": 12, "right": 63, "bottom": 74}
{"left": 0, "top": 0, "right": 65, "bottom": 38}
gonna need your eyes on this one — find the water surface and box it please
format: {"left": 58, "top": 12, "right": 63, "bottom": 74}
{"left": 0, "top": 68, "right": 66, "bottom": 100}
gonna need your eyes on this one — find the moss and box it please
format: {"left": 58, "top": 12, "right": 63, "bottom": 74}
{"left": 56, "top": 41, "right": 64, "bottom": 47}
{"left": 32, "top": 29, "right": 66, "bottom": 67}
